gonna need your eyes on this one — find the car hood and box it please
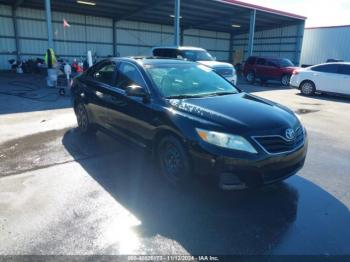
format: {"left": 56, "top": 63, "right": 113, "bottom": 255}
{"left": 168, "top": 93, "right": 298, "bottom": 134}
{"left": 198, "top": 60, "right": 234, "bottom": 69}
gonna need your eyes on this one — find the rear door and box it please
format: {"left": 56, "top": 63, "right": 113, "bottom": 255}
{"left": 337, "top": 64, "right": 350, "bottom": 95}
{"left": 266, "top": 60, "right": 282, "bottom": 80}
{"left": 310, "top": 64, "right": 340, "bottom": 92}
{"left": 255, "top": 58, "right": 267, "bottom": 79}
{"left": 83, "top": 61, "right": 118, "bottom": 129}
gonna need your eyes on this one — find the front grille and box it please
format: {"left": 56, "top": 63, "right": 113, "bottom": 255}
{"left": 253, "top": 128, "right": 304, "bottom": 154}
{"left": 214, "top": 68, "right": 233, "bottom": 77}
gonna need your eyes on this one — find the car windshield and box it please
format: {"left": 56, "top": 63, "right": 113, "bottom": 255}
{"left": 145, "top": 63, "right": 239, "bottom": 98}
{"left": 273, "top": 59, "right": 294, "bottom": 68}
{"left": 180, "top": 50, "right": 214, "bottom": 61}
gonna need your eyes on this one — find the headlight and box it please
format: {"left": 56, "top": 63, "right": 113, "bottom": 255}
{"left": 196, "top": 128, "right": 257, "bottom": 154}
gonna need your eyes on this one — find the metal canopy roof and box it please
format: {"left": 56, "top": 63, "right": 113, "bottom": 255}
{"left": 2, "top": 0, "right": 306, "bottom": 33}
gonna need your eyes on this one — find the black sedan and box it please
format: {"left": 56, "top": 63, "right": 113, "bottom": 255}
{"left": 71, "top": 57, "right": 308, "bottom": 190}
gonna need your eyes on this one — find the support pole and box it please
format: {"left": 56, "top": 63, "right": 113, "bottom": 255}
{"left": 294, "top": 20, "right": 305, "bottom": 66}
{"left": 174, "top": 0, "right": 180, "bottom": 47}
{"left": 45, "top": 0, "right": 53, "bottom": 49}
{"left": 229, "top": 32, "right": 234, "bottom": 64}
{"left": 112, "top": 18, "right": 116, "bottom": 56}
{"left": 12, "top": 6, "right": 20, "bottom": 60}
{"left": 247, "top": 9, "right": 256, "bottom": 57}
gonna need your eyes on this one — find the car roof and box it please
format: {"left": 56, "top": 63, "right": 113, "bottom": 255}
{"left": 110, "top": 56, "right": 197, "bottom": 66}
{"left": 310, "top": 62, "right": 350, "bottom": 67}
{"left": 152, "top": 46, "right": 206, "bottom": 51}
{"left": 248, "top": 56, "right": 289, "bottom": 60}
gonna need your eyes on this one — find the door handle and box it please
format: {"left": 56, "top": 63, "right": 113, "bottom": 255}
{"left": 95, "top": 91, "right": 104, "bottom": 98}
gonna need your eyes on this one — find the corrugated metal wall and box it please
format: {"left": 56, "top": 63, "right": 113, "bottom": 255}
{"left": 301, "top": 26, "right": 350, "bottom": 65}
{"left": 232, "top": 25, "right": 301, "bottom": 65}
{"left": 115, "top": 20, "right": 174, "bottom": 57}
{"left": 0, "top": 4, "right": 301, "bottom": 69}
{"left": 0, "top": 5, "right": 16, "bottom": 69}
{"left": 0, "top": 4, "right": 115, "bottom": 69}
{"left": 183, "top": 29, "right": 231, "bottom": 61}
{"left": 0, "top": 4, "right": 232, "bottom": 69}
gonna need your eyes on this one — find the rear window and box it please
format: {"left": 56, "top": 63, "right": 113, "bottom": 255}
{"left": 256, "top": 58, "right": 266, "bottom": 65}
{"left": 153, "top": 49, "right": 178, "bottom": 58}
{"left": 338, "top": 65, "right": 350, "bottom": 75}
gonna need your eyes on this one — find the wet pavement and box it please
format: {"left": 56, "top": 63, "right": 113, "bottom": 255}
{"left": 0, "top": 78, "right": 350, "bottom": 256}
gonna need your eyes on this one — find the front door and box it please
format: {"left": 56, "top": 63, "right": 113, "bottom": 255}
{"left": 111, "top": 62, "right": 156, "bottom": 146}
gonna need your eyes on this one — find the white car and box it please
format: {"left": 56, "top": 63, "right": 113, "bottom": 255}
{"left": 290, "top": 62, "right": 350, "bottom": 96}
{"left": 152, "top": 46, "right": 237, "bottom": 85}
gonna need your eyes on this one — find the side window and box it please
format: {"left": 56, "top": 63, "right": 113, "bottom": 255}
{"left": 338, "top": 65, "right": 350, "bottom": 75}
{"left": 311, "top": 64, "right": 339, "bottom": 74}
{"left": 256, "top": 58, "right": 266, "bottom": 65}
{"left": 116, "top": 63, "right": 146, "bottom": 90}
{"left": 247, "top": 57, "right": 256, "bottom": 65}
{"left": 92, "top": 62, "right": 117, "bottom": 86}
{"left": 267, "top": 60, "right": 278, "bottom": 67}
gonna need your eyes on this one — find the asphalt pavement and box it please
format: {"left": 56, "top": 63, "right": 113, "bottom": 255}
{"left": 0, "top": 75, "right": 350, "bottom": 256}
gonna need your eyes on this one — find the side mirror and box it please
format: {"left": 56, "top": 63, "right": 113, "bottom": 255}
{"left": 213, "top": 57, "right": 217, "bottom": 61}
{"left": 125, "top": 84, "right": 148, "bottom": 98}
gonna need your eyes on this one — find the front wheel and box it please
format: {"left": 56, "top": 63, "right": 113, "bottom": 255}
{"left": 157, "top": 135, "right": 191, "bottom": 187}
{"left": 281, "top": 74, "right": 291, "bottom": 86}
{"left": 300, "top": 81, "right": 316, "bottom": 96}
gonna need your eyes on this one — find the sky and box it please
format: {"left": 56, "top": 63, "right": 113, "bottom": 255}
{"left": 242, "top": 0, "right": 350, "bottom": 27}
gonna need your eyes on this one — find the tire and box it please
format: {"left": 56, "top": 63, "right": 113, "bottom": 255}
{"left": 281, "top": 74, "right": 291, "bottom": 86}
{"left": 157, "top": 135, "right": 191, "bottom": 187}
{"left": 300, "top": 81, "right": 316, "bottom": 96}
{"left": 75, "top": 102, "right": 97, "bottom": 135}
{"left": 246, "top": 71, "right": 256, "bottom": 84}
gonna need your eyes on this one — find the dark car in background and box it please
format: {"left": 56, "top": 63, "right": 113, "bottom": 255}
{"left": 243, "top": 56, "right": 299, "bottom": 86}
{"left": 71, "top": 57, "right": 307, "bottom": 190}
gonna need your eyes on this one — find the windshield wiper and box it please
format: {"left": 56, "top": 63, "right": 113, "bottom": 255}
{"left": 165, "top": 94, "right": 203, "bottom": 99}
{"left": 204, "top": 91, "right": 238, "bottom": 97}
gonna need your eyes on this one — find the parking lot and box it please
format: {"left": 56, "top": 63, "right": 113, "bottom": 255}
{"left": 0, "top": 73, "right": 350, "bottom": 256}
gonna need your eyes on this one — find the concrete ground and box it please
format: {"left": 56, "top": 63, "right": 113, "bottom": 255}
{"left": 0, "top": 73, "right": 350, "bottom": 256}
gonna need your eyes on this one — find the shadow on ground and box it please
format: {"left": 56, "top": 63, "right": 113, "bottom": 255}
{"left": 62, "top": 128, "right": 350, "bottom": 255}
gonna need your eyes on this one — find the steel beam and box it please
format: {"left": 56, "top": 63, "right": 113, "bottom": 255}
{"left": 229, "top": 32, "right": 234, "bottom": 64}
{"left": 45, "top": 0, "right": 53, "bottom": 49}
{"left": 294, "top": 20, "right": 305, "bottom": 65}
{"left": 116, "top": 0, "right": 166, "bottom": 21}
{"left": 14, "top": 0, "right": 25, "bottom": 8}
{"left": 174, "top": 0, "right": 181, "bottom": 46}
{"left": 11, "top": 6, "right": 20, "bottom": 60}
{"left": 112, "top": 18, "right": 116, "bottom": 56}
{"left": 247, "top": 9, "right": 256, "bottom": 56}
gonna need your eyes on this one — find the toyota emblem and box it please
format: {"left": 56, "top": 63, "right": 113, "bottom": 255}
{"left": 285, "top": 128, "right": 296, "bottom": 141}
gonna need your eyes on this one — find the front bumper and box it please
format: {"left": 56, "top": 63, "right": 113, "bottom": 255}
{"left": 189, "top": 136, "right": 308, "bottom": 190}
